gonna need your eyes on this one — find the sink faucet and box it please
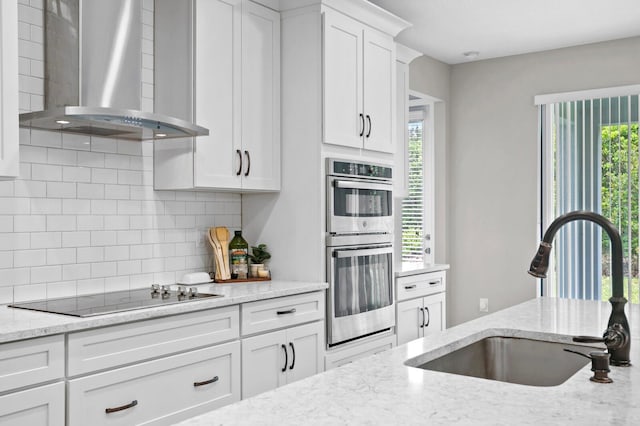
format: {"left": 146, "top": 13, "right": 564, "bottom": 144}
{"left": 528, "top": 210, "right": 631, "bottom": 367}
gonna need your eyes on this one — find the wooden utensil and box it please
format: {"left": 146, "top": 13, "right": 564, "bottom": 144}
{"left": 207, "top": 228, "right": 226, "bottom": 280}
{"left": 215, "top": 227, "right": 231, "bottom": 279}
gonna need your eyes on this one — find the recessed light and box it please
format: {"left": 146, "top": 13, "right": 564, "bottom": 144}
{"left": 155, "top": 133, "right": 167, "bottom": 138}
{"left": 463, "top": 51, "right": 479, "bottom": 60}
{"left": 56, "top": 120, "right": 70, "bottom": 125}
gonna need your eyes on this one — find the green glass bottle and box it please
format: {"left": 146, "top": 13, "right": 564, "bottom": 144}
{"left": 229, "top": 230, "right": 249, "bottom": 279}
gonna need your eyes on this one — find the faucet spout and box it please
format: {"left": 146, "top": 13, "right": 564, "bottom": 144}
{"left": 528, "top": 210, "right": 631, "bottom": 366}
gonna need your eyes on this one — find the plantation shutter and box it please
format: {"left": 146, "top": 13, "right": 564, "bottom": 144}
{"left": 537, "top": 87, "right": 640, "bottom": 303}
{"left": 401, "top": 108, "right": 425, "bottom": 263}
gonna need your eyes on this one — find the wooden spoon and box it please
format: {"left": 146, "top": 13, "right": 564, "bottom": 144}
{"left": 215, "top": 227, "right": 231, "bottom": 280}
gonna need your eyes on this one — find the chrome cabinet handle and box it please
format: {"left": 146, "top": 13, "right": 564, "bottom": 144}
{"left": 425, "top": 306, "right": 430, "bottom": 327}
{"left": 105, "top": 400, "right": 138, "bottom": 414}
{"left": 404, "top": 285, "right": 416, "bottom": 290}
{"left": 419, "top": 307, "right": 424, "bottom": 328}
{"left": 281, "top": 344, "right": 288, "bottom": 372}
{"left": 244, "top": 150, "right": 251, "bottom": 177}
{"left": 359, "top": 113, "right": 365, "bottom": 137}
{"left": 289, "top": 342, "right": 296, "bottom": 370}
{"left": 365, "top": 115, "right": 371, "bottom": 138}
{"left": 277, "top": 308, "right": 296, "bottom": 315}
{"left": 236, "top": 149, "right": 242, "bottom": 176}
{"left": 194, "top": 376, "right": 219, "bottom": 387}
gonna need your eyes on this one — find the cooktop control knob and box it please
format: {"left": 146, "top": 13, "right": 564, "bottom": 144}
{"left": 188, "top": 287, "right": 198, "bottom": 298}
{"left": 177, "top": 286, "right": 187, "bottom": 297}
{"left": 151, "top": 284, "right": 160, "bottom": 294}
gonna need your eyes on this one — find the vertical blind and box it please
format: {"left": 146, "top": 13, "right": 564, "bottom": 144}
{"left": 401, "top": 118, "right": 425, "bottom": 263}
{"left": 542, "top": 94, "right": 639, "bottom": 303}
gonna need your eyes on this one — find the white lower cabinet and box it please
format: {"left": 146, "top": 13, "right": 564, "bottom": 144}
{"left": 396, "top": 271, "right": 447, "bottom": 346}
{"left": 241, "top": 321, "right": 324, "bottom": 399}
{"left": 0, "top": 382, "right": 65, "bottom": 426}
{"left": 67, "top": 341, "right": 241, "bottom": 426}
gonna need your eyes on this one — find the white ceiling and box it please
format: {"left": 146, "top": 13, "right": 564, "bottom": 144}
{"left": 368, "top": 0, "right": 640, "bottom": 64}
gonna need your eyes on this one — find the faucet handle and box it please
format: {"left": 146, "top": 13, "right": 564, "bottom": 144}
{"left": 572, "top": 335, "right": 605, "bottom": 344}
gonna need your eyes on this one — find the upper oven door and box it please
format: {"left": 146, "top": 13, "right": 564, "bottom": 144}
{"left": 327, "top": 176, "right": 393, "bottom": 235}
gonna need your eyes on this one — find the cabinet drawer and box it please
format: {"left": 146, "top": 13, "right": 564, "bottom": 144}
{"left": 67, "top": 341, "right": 240, "bottom": 426}
{"left": 68, "top": 306, "right": 239, "bottom": 376}
{"left": 241, "top": 291, "right": 325, "bottom": 336}
{"left": 0, "top": 382, "right": 65, "bottom": 426}
{"left": 325, "top": 333, "right": 395, "bottom": 370}
{"left": 0, "top": 335, "right": 65, "bottom": 393}
{"left": 396, "top": 271, "right": 446, "bottom": 302}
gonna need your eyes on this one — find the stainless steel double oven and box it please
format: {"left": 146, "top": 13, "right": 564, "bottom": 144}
{"left": 326, "top": 158, "right": 394, "bottom": 346}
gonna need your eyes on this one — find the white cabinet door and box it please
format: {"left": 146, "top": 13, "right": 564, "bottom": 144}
{"left": 194, "top": 0, "right": 242, "bottom": 189}
{"left": 0, "top": 0, "right": 19, "bottom": 179}
{"left": 423, "top": 292, "right": 446, "bottom": 336}
{"left": 396, "top": 298, "right": 423, "bottom": 346}
{"left": 362, "top": 30, "right": 395, "bottom": 153}
{"left": 241, "top": 0, "right": 281, "bottom": 191}
{"left": 0, "top": 382, "right": 65, "bottom": 426}
{"left": 323, "top": 10, "right": 363, "bottom": 149}
{"left": 285, "top": 321, "right": 324, "bottom": 384}
{"left": 241, "top": 329, "right": 287, "bottom": 399}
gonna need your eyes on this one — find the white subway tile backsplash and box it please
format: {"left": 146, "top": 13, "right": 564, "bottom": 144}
{"left": 31, "top": 265, "right": 62, "bottom": 283}
{"left": 78, "top": 183, "right": 105, "bottom": 199}
{"left": 47, "top": 182, "right": 77, "bottom": 198}
{"left": 47, "top": 215, "right": 76, "bottom": 231}
{"left": 3, "top": 4, "right": 240, "bottom": 303}
{"left": 77, "top": 247, "right": 104, "bottom": 263}
{"left": 14, "top": 249, "right": 46, "bottom": 267}
{"left": 30, "top": 232, "right": 61, "bottom": 249}
{"left": 47, "top": 248, "right": 76, "bottom": 265}
{"left": 62, "top": 231, "right": 90, "bottom": 247}
{"left": 105, "top": 245, "right": 130, "bottom": 261}
{"left": 91, "top": 231, "right": 117, "bottom": 247}
{"left": 14, "top": 215, "right": 46, "bottom": 232}
{"left": 62, "top": 263, "right": 91, "bottom": 281}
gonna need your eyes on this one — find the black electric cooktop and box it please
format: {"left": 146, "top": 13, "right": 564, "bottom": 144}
{"left": 8, "top": 285, "right": 222, "bottom": 317}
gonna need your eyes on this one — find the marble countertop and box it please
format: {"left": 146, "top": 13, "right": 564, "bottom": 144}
{"left": 0, "top": 280, "right": 327, "bottom": 343}
{"left": 395, "top": 263, "right": 450, "bottom": 277}
{"left": 177, "top": 297, "right": 640, "bottom": 425}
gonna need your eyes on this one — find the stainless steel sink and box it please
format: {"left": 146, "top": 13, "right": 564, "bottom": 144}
{"left": 408, "top": 336, "right": 603, "bottom": 386}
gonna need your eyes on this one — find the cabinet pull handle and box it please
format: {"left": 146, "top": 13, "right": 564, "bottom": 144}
{"left": 359, "top": 113, "right": 365, "bottom": 137}
{"left": 281, "top": 344, "right": 288, "bottom": 372}
{"left": 289, "top": 342, "right": 296, "bottom": 370}
{"left": 244, "top": 150, "right": 251, "bottom": 177}
{"left": 429, "top": 280, "right": 440, "bottom": 286}
{"left": 419, "top": 307, "right": 424, "bottom": 328}
{"left": 194, "top": 376, "right": 219, "bottom": 387}
{"left": 277, "top": 308, "right": 296, "bottom": 315}
{"left": 105, "top": 400, "right": 138, "bottom": 414}
{"left": 404, "top": 284, "right": 416, "bottom": 290}
{"left": 425, "top": 306, "right": 430, "bottom": 327}
{"left": 236, "top": 149, "right": 243, "bottom": 176}
{"left": 365, "top": 115, "right": 372, "bottom": 138}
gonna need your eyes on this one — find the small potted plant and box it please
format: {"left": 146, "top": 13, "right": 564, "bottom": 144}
{"left": 248, "top": 244, "right": 271, "bottom": 278}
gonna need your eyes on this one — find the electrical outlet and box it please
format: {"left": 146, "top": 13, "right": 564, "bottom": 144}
{"left": 479, "top": 298, "right": 489, "bottom": 313}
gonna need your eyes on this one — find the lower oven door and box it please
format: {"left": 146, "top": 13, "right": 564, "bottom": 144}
{"left": 327, "top": 243, "right": 394, "bottom": 346}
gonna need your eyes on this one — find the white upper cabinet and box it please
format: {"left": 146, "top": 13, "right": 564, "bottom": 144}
{"left": 154, "top": 0, "right": 280, "bottom": 192}
{"left": 323, "top": 9, "right": 396, "bottom": 153}
{"left": 0, "top": 0, "right": 19, "bottom": 179}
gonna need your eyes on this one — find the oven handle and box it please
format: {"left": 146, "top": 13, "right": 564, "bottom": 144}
{"left": 333, "top": 180, "right": 391, "bottom": 192}
{"left": 333, "top": 245, "right": 392, "bottom": 258}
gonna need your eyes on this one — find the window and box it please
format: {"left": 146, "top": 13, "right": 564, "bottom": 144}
{"left": 400, "top": 93, "right": 434, "bottom": 267}
{"left": 539, "top": 88, "right": 640, "bottom": 303}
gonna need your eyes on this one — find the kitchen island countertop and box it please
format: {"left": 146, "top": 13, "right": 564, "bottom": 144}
{"left": 0, "top": 280, "right": 327, "bottom": 343}
{"left": 177, "top": 297, "right": 640, "bottom": 425}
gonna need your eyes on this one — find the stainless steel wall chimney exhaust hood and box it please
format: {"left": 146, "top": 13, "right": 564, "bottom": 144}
{"left": 19, "top": 0, "right": 208, "bottom": 141}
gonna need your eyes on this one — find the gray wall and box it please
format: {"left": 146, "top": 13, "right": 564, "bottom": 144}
{"left": 411, "top": 36, "right": 640, "bottom": 327}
